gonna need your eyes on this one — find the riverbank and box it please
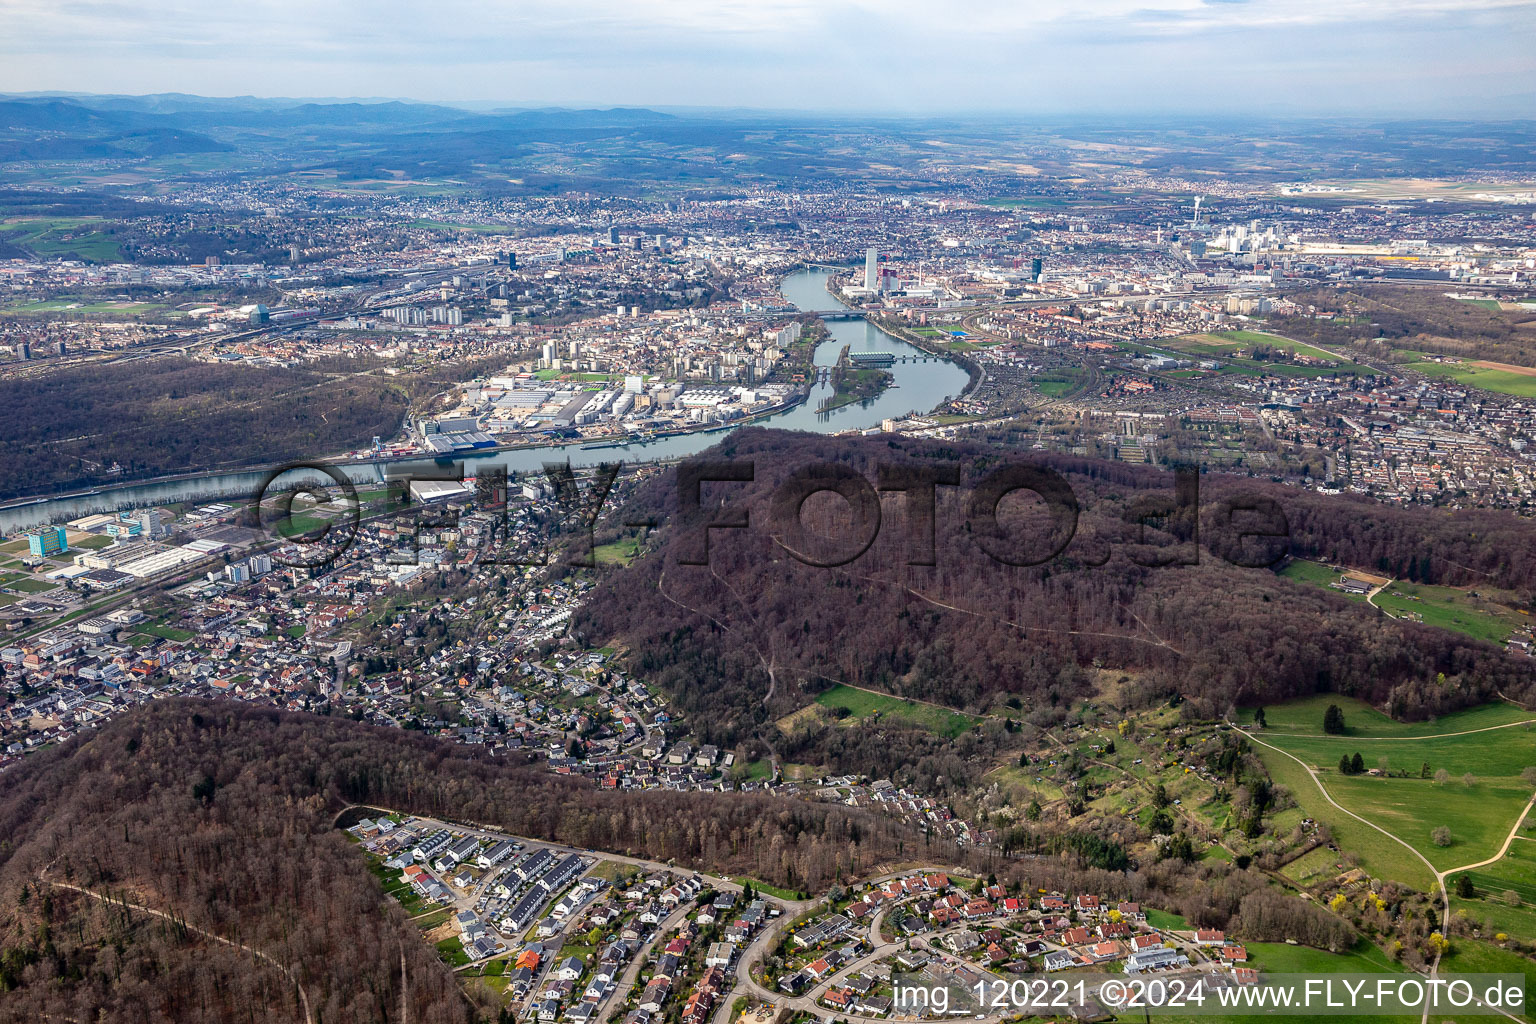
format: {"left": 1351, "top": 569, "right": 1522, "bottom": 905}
{"left": 819, "top": 273, "right": 985, "bottom": 403}
{"left": 0, "top": 269, "right": 965, "bottom": 533}
{"left": 0, "top": 389, "right": 814, "bottom": 518}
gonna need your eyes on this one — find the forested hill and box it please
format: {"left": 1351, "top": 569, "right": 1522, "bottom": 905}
{"left": 0, "top": 699, "right": 951, "bottom": 1023}
{"left": 575, "top": 429, "right": 1536, "bottom": 747}
{"left": 0, "top": 359, "right": 409, "bottom": 499}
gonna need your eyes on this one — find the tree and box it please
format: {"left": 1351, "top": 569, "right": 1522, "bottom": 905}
{"left": 1427, "top": 932, "right": 1451, "bottom": 957}
{"left": 1323, "top": 704, "right": 1346, "bottom": 735}
{"left": 1463, "top": 772, "right": 1476, "bottom": 787}
{"left": 1253, "top": 707, "right": 1267, "bottom": 728}
{"left": 1523, "top": 766, "right": 1536, "bottom": 787}
{"left": 1503, "top": 890, "right": 1522, "bottom": 907}
{"left": 1435, "top": 768, "right": 1450, "bottom": 785}
{"left": 1432, "top": 826, "right": 1452, "bottom": 847}
{"left": 1162, "top": 833, "right": 1197, "bottom": 862}
{"left": 1421, "top": 762, "right": 1432, "bottom": 779}
{"left": 1455, "top": 874, "right": 1475, "bottom": 899}
{"left": 1339, "top": 754, "right": 1353, "bottom": 775}
{"left": 1152, "top": 783, "right": 1170, "bottom": 808}
{"left": 1350, "top": 753, "right": 1365, "bottom": 775}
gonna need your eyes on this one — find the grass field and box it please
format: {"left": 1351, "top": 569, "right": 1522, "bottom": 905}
{"left": 1373, "top": 581, "right": 1528, "bottom": 646}
{"left": 739, "top": 759, "right": 774, "bottom": 781}
{"left": 1407, "top": 360, "right": 1536, "bottom": 398}
{"left": 408, "top": 218, "right": 520, "bottom": 234}
{"left": 737, "top": 877, "right": 806, "bottom": 901}
{"left": 1166, "top": 331, "right": 1373, "bottom": 377}
{"left": 1326, "top": 775, "right": 1530, "bottom": 871}
{"left": 812, "top": 683, "right": 979, "bottom": 739}
{"left": 1245, "top": 938, "right": 1405, "bottom": 974}
{"left": 1465, "top": 837, "right": 1536, "bottom": 901}
{"left": 7, "top": 578, "right": 56, "bottom": 593}
{"left": 1438, "top": 939, "right": 1536, "bottom": 1023}
{"left": 1277, "top": 558, "right": 1370, "bottom": 601}
{"left": 1277, "top": 568, "right": 1517, "bottom": 647}
{"left": 1279, "top": 844, "right": 1349, "bottom": 886}
{"left": 1147, "top": 941, "right": 1415, "bottom": 1024}
{"left": 1, "top": 299, "right": 165, "bottom": 315}
{"left": 1255, "top": 694, "right": 1532, "bottom": 738}
{"left": 1033, "top": 368, "right": 1085, "bottom": 397}
{"left": 1145, "top": 908, "right": 1187, "bottom": 931}
{"left": 435, "top": 935, "right": 470, "bottom": 966}
{"left": 1459, "top": 839, "right": 1536, "bottom": 939}
{"left": 1248, "top": 696, "right": 1536, "bottom": 891}
{"left": 591, "top": 541, "right": 641, "bottom": 565}
{"left": 0, "top": 217, "right": 123, "bottom": 261}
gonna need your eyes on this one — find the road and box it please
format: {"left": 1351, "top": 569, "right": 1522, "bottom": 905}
{"left": 337, "top": 806, "right": 821, "bottom": 1017}
{"left": 1233, "top": 718, "right": 1536, "bottom": 1024}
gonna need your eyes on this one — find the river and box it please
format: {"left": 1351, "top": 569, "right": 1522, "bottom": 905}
{"left": 0, "top": 269, "right": 969, "bottom": 532}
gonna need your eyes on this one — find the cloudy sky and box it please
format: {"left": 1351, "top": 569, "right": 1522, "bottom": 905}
{"left": 2, "top": 0, "right": 1534, "bottom": 115}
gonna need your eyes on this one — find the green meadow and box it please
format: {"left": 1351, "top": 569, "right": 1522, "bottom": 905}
{"left": 1246, "top": 696, "right": 1536, "bottom": 887}
{"left": 813, "top": 683, "right": 979, "bottom": 739}
{"left": 1406, "top": 360, "right": 1536, "bottom": 398}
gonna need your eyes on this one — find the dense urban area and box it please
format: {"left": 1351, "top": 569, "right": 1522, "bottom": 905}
{"left": 3, "top": 95, "right": 1536, "bottom": 1024}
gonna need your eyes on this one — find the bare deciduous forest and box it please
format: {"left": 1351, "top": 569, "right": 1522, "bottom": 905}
{"left": 0, "top": 359, "right": 409, "bottom": 498}
{"left": 0, "top": 699, "right": 1364, "bottom": 1022}
{"left": 576, "top": 430, "right": 1536, "bottom": 778}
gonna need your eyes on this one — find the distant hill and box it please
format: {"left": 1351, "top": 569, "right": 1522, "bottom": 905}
{"left": 0, "top": 95, "right": 681, "bottom": 171}
{"left": 0, "top": 99, "right": 232, "bottom": 162}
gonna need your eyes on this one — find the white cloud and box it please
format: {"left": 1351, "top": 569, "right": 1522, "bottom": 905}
{"left": 0, "top": 0, "right": 1532, "bottom": 113}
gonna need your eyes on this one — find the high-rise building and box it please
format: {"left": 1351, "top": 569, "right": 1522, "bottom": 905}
{"left": 507, "top": 251, "right": 517, "bottom": 270}
{"left": 15, "top": 342, "right": 30, "bottom": 361}
{"left": 289, "top": 245, "right": 301, "bottom": 263}
{"left": 248, "top": 553, "right": 273, "bottom": 577}
{"left": 25, "top": 526, "right": 66, "bottom": 557}
{"left": 224, "top": 562, "right": 250, "bottom": 584}
{"left": 865, "top": 248, "right": 878, "bottom": 290}
{"left": 608, "top": 225, "right": 620, "bottom": 245}
{"left": 1031, "top": 257, "right": 1044, "bottom": 283}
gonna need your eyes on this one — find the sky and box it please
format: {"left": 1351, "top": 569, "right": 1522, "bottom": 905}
{"left": 2, "top": 0, "right": 1535, "bottom": 116}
